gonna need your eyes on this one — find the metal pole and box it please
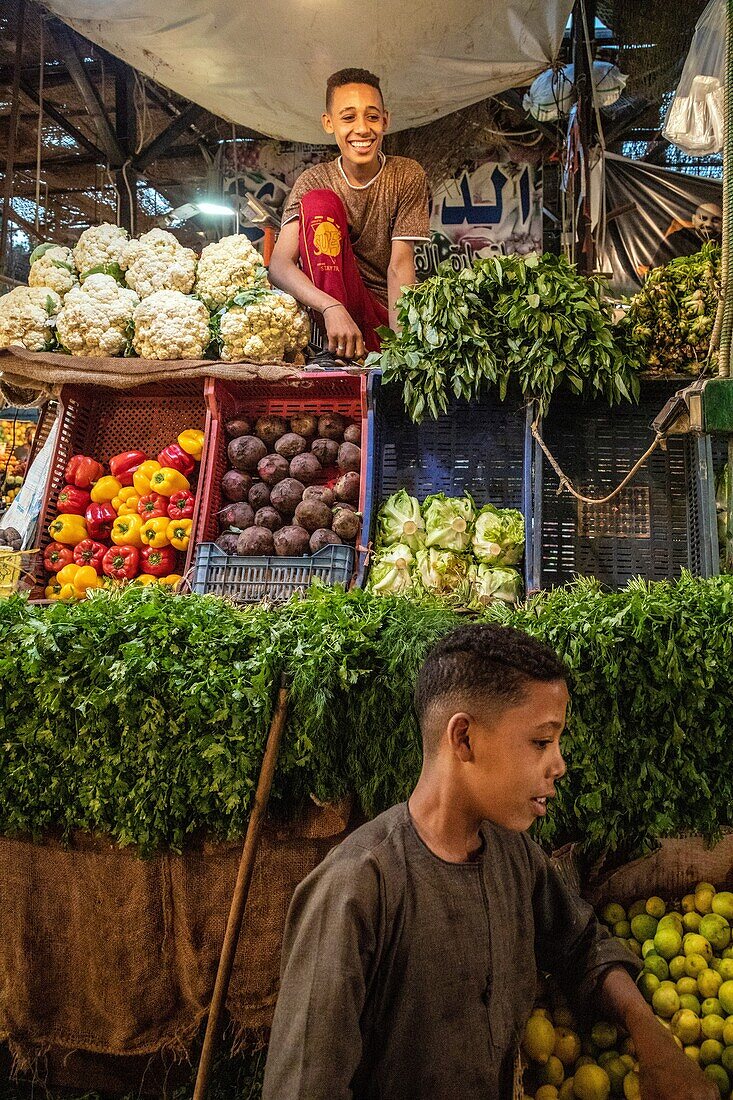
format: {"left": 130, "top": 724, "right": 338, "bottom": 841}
{"left": 114, "top": 62, "right": 136, "bottom": 233}
{"left": 192, "top": 680, "right": 289, "bottom": 1100}
{"left": 0, "top": 0, "right": 27, "bottom": 275}
{"left": 571, "top": 0, "right": 596, "bottom": 275}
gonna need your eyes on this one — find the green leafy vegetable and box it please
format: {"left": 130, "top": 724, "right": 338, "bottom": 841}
{"left": 472, "top": 563, "right": 522, "bottom": 604}
{"left": 472, "top": 504, "right": 525, "bottom": 566}
{"left": 414, "top": 547, "right": 471, "bottom": 595}
{"left": 79, "top": 262, "right": 126, "bottom": 284}
{"left": 376, "top": 489, "right": 426, "bottom": 551}
{"left": 423, "top": 492, "right": 475, "bottom": 552}
{"left": 29, "top": 242, "right": 58, "bottom": 265}
{"left": 368, "top": 543, "right": 415, "bottom": 595}
{"left": 367, "top": 252, "right": 642, "bottom": 422}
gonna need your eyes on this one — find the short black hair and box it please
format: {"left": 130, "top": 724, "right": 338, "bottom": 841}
{"left": 415, "top": 624, "right": 567, "bottom": 749}
{"left": 326, "top": 68, "right": 383, "bottom": 112}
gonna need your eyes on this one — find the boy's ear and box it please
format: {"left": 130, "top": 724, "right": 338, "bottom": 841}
{"left": 322, "top": 112, "right": 335, "bottom": 135}
{"left": 446, "top": 712, "right": 472, "bottom": 762}
{"left": 382, "top": 109, "right": 390, "bottom": 133}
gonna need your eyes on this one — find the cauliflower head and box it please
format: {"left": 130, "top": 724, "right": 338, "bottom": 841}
{"left": 271, "top": 288, "right": 311, "bottom": 353}
{"left": 218, "top": 288, "right": 310, "bottom": 363}
{"left": 123, "top": 228, "right": 197, "bottom": 298}
{"left": 132, "top": 290, "right": 210, "bottom": 360}
{"left": 72, "top": 222, "right": 129, "bottom": 276}
{"left": 56, "top": 273, "right": 139, "bottom": 357}
{"left": 28, "top": 245, "right": 78, "bottom": 298}
{"left": 195, "top": 234, "right": 268, "bottom": 309}
{"left": 0, "top": 286, "right": 62, "bottom": 351}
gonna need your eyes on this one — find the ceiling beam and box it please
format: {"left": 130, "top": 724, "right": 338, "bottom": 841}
{"left": 1, "top": 205, "right": 73, "bottom": 245}
{"left": 11, "top": 142, "right": 207, "bottom": 171}
{"left": 49, "top": 20, "right": 123, "bottom": 164}
{"left": 134, "top": 102, "right": 209, "bottom": 170}
{"left": 19, "top": 78, "right": 103, "bottom": 158}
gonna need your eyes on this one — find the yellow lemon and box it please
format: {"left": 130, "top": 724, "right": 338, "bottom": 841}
{"left": 699, "top": 968, "right": 724, "bottom": 999}
{"left": 719, "top": 980, "right": 733, "bottom": 1016}
{"left": 677, "top": 977, "right": 700, "bottom": 996}
{"left": 668, "top": 955, "right": 687, "bottom": 981}
{"left": 701, "top": 1015, "right": 725, "bottom": 1042}
{"left": 573, "top": 1063, "right": 611, "bottom": 1100}
{"left": 646, "top": 896, "right": 666, "bottom": 919}
{"left": 523, "top": 1013, "right": 556, "bottom": 1064}
{"left": 684, "top": 933, "right": 713, "bottom": 961}
{"left": 701, "top": 914, "right": 731, "bottom": 952}
{"left": 652, "top": 982, "right": 680, "bottom": 1019}
{"left": 712, "top": 892, "right": 733, "bottom": 921}
{"left": 686, "top": 954, "right": 710, "bottom": 979}
{"left": 630, "top": 914, "right": 658, "bottom": 944}
{"left": 622, "top": 1070, "right": 641, "bottom": 1100}
{"left": 684, "top": 1045, "right": 701, "bottom": 1063}
{"left": 537, "top": 1054, "right": 565, "bottom": 1087}
{"left": 721, "top": 1017, "right": 733, "bottom": 1045}
{"left": 702, "top": 998, "right": 723, "bottom": 1018}
{"left": 679, "top": 994, "right": 702, "bottom": 1014}
{"left": 700, "top": 1038, "right": 724, "bottom": 1065}
{"left": 637, "top": 972, "right": 659, "bottom": 1003}
{"left": 696, "top": 884, "right": 717, "bottom": 915}
{"left": 654, "top": 926, "right": 682, "bottom": 960}
{"left": 672, "top": 1008, "right": 701, "bottom": 1044}
{"left": 558, "top": 1080, "right": 575, "bottom": 1100}
{"left": 703, "top": 1063, "right": 730, "bottom": 1095}
{"left": 643, "top": 954, "right": 669, "bottom": 981}
{"left": 682, "top": 893, "right": 698, "bottom": 913}
{"left": 553, "top": 1027, "right": 582, "bottom": 1067}
{"left": 683, "top": 911, "right": 702, "bottom": 933}
{"left": 535, "top": 1087, "right": 559, "bottom": 1100}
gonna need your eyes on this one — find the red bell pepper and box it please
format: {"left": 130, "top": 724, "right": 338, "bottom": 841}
{"left": 108, "top": 450, "right": 147, "bottom": 487}
{"left": 137, "top": 492, "right": 168, "bottom": 520}
{"left": 57, "top": 484, "right": 92, "bottom": 516}
{"left": 167, "top": 489, "right": 195, "bottom": 520}
{"left": 65, "top": 454, "right": 105, "bottom": 489}
{"left": 140, "top": 545, "right": 177, "bottom": 577}
{"left": 157, "top": 443, "right": 196, "bottom": 478}
{"left": 85, "top": 501, "right": 117, "bottom": 540}
{"left": 102, "top": 544, "right": 140, "bottom": 580}
{"left": 44, "top": 542, "right": 74, "bottom": 573}
{"left": 73, "top": 538, "right": 107, "bottom": 571}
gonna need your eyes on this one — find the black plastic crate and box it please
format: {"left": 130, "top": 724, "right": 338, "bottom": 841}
{"left": 368, "top": 376, "right": 531, "bottom": 583}
{"left": 527, "top": 380, "right": 719, "bottom": 589}
{"left": 191, "top": 542, "right": 355, "bottom": 603}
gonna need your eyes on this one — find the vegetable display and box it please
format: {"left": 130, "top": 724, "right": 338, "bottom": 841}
{"left": 367, "top": 252, "right": 642, "bottom": 422}
{"left": 368, "top": 490, "right": 524, "bottom": 605}
{"left": 216, "top": 412, "right": 362, "bottom": 557}
{"left": 625, "top": 243, "right": 720, "bottom": 376}
{"left": 2, "top": 574, "right": 733, "bottom": 863}
{"left": 42, "top": 426, "right": 204, "bottom": 598}
{"left": 1, "top": 222, "right": 309, "bottom": 365}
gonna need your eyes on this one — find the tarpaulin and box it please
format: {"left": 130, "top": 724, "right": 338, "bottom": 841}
{"left": 601, "top": 152, "right": 722, "bottom": 296}
{"left": 41, "top": 1, "right": 575, "bottom": 143}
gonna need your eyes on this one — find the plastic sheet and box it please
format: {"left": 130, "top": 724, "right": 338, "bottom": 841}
{"left": 663, "top": 0, "right": 726, "bottom": 155}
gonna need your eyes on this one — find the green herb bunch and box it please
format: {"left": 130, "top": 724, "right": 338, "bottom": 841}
{"left": 368, "top": 253, "right": 643, "bottom": 422}
{"left": 624, "top": 242, "right": 720, "bottom": 376}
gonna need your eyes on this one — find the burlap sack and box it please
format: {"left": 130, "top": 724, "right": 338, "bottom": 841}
{"left": 0, "top": 799, "right": 351, "bottom": 1070}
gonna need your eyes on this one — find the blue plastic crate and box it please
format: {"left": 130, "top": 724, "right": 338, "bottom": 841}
{"left": 191, "top": 541, "right": 355, "bottom": 603}
{"left": 527, "top": 380, "right": 719, "bottom": 589}
{"left": 367, "top": 375, "right": 531, "bottom": 584}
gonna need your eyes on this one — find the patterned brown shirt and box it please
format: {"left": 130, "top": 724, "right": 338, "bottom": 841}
{"left": 282, "top": 155, "right": 431, "bottom": 305}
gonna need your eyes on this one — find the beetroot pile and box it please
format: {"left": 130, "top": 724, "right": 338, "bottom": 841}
{"left": 217, "top": 411, "right": 362, "bottom": 557}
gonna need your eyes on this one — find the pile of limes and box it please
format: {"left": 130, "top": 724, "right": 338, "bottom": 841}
{"left": 521, "top": 882, "right": 733, "bottom": 1099}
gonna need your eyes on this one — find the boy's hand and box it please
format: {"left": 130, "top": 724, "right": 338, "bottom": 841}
{"left": 638, "top": 1032, "right": 717, "bottom": 1099}
{"left": 323, "top": 304, "right": 365, "bottom": 360}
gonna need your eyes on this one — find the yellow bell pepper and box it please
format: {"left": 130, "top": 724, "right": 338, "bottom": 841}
{"left": 140, "top": 517, "right": 171, "bottom": 548}
{"left": 133, "top": 460, "right": 161, "bottom": 496}
{"left": 177, "top": 429, "right": 205, "bottom": 462}
{"left": 48, "top": 513, "right": 88, "bottom": 546}
{"left": 58, "top": 582, "right": 78, "bottom": 600}
{"left": 56, "top": 562, "right": 81, "bottom": 586}
{"left": 159, "top": 573, "right": 184, "bottom": 589}
{"left": 133, "top": 573, "right": 157, "bottom": 585}
{"left": 111, "top": 485, "right": 139, "bottom": 512}
{"left": 117, "top": 494, "right": 141, "bottom": 517}
{"left": 90, "top": 476, "right": 122, "bottom": 504}
{"left": 150, "top": 466, "right": 190, "bottom": 497}
{"left": 166, "top": 518, "right": 192, "bottom": 551}
{"left": 45, "top": 579, "right": 63, "bottom": 600}
{"left": 74, "top": 565, "right": 101, "bottom": 594}
{"left": 111, "top": 513, "right": 144, "bottom": 548}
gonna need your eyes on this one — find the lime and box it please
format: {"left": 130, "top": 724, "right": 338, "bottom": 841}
{"left": 700, "top": 1038, "right": 724, "bottom": 1065}
{"left": 701, "top": 1014, "right": 725, "bottom": 1042}
{"left": 719, "top": 980, "right": 733, "bottom": 1016}
{"left": 622, "top": 1070, "right": 641, "bottom": 1099}
{"left": 718, "top": 959, "right": 733, "bottom": 982}
{"left": 683, "top": 933, "right": 713, "bottom": 961}
{"left": 637, "top": 972, "right": 659, "bottom": 1003}
{"left": 613, "top": 920, "right": 631, "bottom": 939}
{"left": 641, "top": 939, "right": 657, "bottom": 959}
{"left": 630, "top": 914, "right": 658, "bottom": 944}
{"left": 601, "top": 902, "right": 627, "bottom": 926}
{"left": 573, "top": 1063, "right": 611, "bottom": 1100}
{"left": 537, "top": 1054, "right": 565, "bottom": 1087}
{"left": 628, "top": 900, "right": 647, "bottom": 920}
{"left": 605, "top": 1055, "right": 629, "bottom": 1093}
{"left": 646, "top": 896, "right": 666, "bottom": 919}
{"left": 679, "top": 994, "right": 702, "bottom": 1014}
{"left": 684, "top": 1044, "right": 701, "bottom": 1062}
{"left": 553, "top": 1027, "right": 582, "bottom": 1068}
{"left": 696, "top": 884, "right": 717, "bottom": 916}
{"left": 712, "top": 892, "right": 733, "bottom": 921}
{"left": 701, "top": 913, "right": 731, "bottom": 952}
{"left": 677, "top": 977, "right": 700, "bottom": 996}
{"left": 683, "top": 911, "right": 702, "bottom": 933}
{"left": 672, "top": 1008, "right": 701, "bottom": 1044}
{"left": 702, "top": 998, "right": 723, "bottom": 1018}
{"left": 626, "top": 938, "right": 642, "bottom": 958}
{"left": 699, "top": 968, "right": 724, "bottom": 999}
{"left": 703, "top": 1062, "right": 730, "bottom": 1096}
{"left": 523, "top": 1013, "right": 556, "bottom": 1064}
{"left": 591, "top": 1022, "right": 618, "bottom": 1050}
{"left": 652, "top": 983, "right": 680, "bottom": 1019}
{"left": 682, "top": 893, "right": 697, "bottom": 913}
{"left": 721, "top": 1046, "right": 733, "bottom": 1073}
{"left": 643, "top": 954, "right": 669, "bottom": 981}
{"left": 686, "top": 953, "right": 710, "bottom": 979}
{"left": 535, "top": 1087, "right": 559, "bottom": 1100}
{"left": 722, "top": 1017, "right": 733, "bottom": 1045}
{"left": 558, "top": 1081, "right": 575, "bottom": 1100}
{"left": 668, "top": 955, "right": 687, "bottom": 981}
{"left": 654, "top": 926, "right": 682, "bottom": 960}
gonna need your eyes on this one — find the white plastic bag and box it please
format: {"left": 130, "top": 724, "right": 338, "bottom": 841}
{"left": 523, "top": 61, "right": 627, "bottom": 123}
{"left": 663, "top": 0, "right": 726, "bottom": 155}
{"left": 2, "top": 414, "right": 59, "bottom": 549}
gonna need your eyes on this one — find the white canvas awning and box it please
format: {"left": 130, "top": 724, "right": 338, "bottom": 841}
{"left": 41, "top": 0, "right": 574, "bottom": 143}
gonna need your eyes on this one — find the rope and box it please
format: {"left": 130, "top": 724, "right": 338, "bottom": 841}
{"left": 531, "top": 418, "right": 666, "bottom": 505}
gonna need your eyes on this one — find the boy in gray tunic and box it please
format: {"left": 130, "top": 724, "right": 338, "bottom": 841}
{"left": 264, "top": 624, "right": 714, "bottom": 1099}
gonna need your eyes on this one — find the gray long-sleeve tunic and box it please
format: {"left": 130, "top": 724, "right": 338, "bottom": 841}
{"left": 263, "top": 803, "right": 638, "bottom": 1100}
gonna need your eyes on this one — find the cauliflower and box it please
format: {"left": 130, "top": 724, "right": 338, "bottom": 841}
{"left": 28, "top": 244, "right": 78, "bottom": 298}
{"left": 132, "top": 290, "right": 210, "bottom": 360}
{"left": 219, "top": 288, "right": 305, "bottom": 362}
{"left": 56, "top": 274, "right": 139, "bottom": 357}
{"left": 123, "top": 228, "right": 197, "bottom": 298}
{"left": 271, "top": 288, "right": 311, "bottom": 353}
{"left": 72, "top": 222, "right": 129, "bottom": 276}
{"left": 0, "top": 286, "right": 62, "bottom": 351}
{"left": 195, "top": 233, "right": 268, "bottom": 309}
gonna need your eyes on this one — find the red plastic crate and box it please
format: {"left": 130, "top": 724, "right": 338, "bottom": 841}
{"left": 32, "top": 380, "right": 207, "bottom": 597}
{"left": 193, "top": 373, "right": 370, "bottom": 591}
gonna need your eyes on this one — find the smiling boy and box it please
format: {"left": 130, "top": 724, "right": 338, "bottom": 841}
{"left": 268, "top": 68, "right": 430, "bottom": 359}
{"left": 263, "top": 624, "right": 714, "bottom": 1100}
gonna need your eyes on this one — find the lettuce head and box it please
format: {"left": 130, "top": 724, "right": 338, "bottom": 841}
{"left": 377, "top": 489, "right": 425, "bottom": 551}
{"left": 472, "top": 504, "right": 525, "bottom": 566}
{"left": 414, "top": 547, "right": 470, "bottom": 594}
{"left": 368, "top": 542, "right": 415, "bottom": 596}
{"left": 473, "top": 564, "right": 522, "bottom": 605}
{"left": 422, "top": 492, "right": 475, "bottom": 552}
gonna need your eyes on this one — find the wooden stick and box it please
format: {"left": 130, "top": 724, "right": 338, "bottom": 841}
{"left": 192, "top": 678, "right": 289, "bottom": 1100}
